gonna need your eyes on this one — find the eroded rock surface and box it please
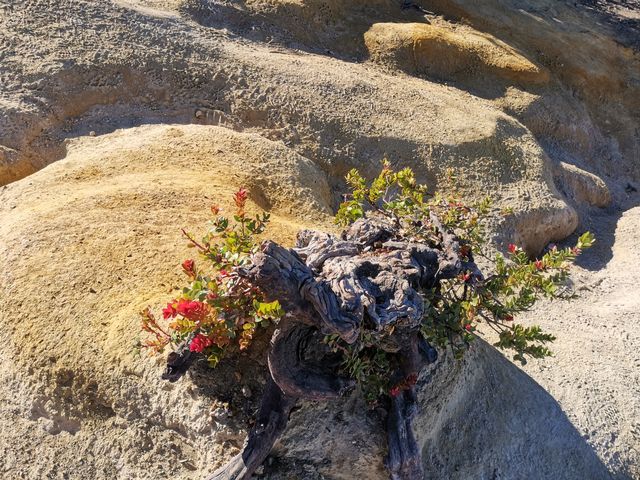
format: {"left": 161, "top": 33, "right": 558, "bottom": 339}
{"left": 364, "top": 21, "right": 549, "bottom": 86}
{"left": 1, "top": 1, "right": 639, "bottom": 479}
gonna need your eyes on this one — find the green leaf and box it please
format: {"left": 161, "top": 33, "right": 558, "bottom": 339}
{"left": 253, "top": 300, "right": 284, "bottom": 319}
{"left": 577, "top": 231, "right": 595, "bottom": 249}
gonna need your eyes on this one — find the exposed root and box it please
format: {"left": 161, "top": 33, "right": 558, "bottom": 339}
{"left": 165, "top": 214, "right": 473, "bottom": 479}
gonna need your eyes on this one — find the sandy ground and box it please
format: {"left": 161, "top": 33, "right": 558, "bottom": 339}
{"left": 514, "top": 206, "right": 640, "bottom": 478}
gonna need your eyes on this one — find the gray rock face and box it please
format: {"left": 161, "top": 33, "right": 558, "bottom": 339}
{"left": 270, "top": 341, "right": 614, "bottom": 480}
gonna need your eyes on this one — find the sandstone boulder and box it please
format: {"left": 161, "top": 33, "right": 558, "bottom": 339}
{"left": 364, "top": 21, "right": 549, "bottom": 86}
{"left": 0, "top": 122, "right": 617, "bottom": 480}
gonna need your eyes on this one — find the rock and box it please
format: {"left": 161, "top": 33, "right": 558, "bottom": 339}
{"left": 277, "top": 341, "right": 614, "bottom": 480}
{"left": 0, "top": 145, "right": 30, "bottom": 187}
{"left": 554, "top": 162, "right": 612, "bottom": 208}
{"left": 0, "top": 124, "right": 336, "bottom": 480}
{"left": 507, "top": 202, "right": 579, "bottom": 256}
{"left": 1, "top": 0, "right": 639, "bottom": 478}
{"left": 0, "top": 0, "right": 578, "bottom": 254}
{"left": 364, "top": 21, "right": 549, "bottom": 86}
{"left": 0, "top": 122, "right": 611, "bottom": 479}
{"left": 423, "top": 0, "right": 640, "bottom": 182}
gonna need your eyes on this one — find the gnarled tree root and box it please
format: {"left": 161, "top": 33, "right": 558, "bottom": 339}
{"left": 386, "top": 388, "right": 424, "bottom": 480}
{"left": 163, "top": 214, "right": 477, "bottom": 479}
{"left": 385, "top": 331, "right": 435, "bottom": 479}
{"left": 268, "top": 323, "right": 355, "bottom": 401}
{"left": 162, "top": 332, "right": 196, "bottom": 382}
{"left": 208, "top": 378, "right": 296, "bottom": 480}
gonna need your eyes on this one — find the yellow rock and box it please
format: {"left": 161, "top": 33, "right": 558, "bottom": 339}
{"left": 365, "top": 22, "right": 550, "bottom": 86}
{"left": 0, "top": 124, "right": 340, "bottom": 478}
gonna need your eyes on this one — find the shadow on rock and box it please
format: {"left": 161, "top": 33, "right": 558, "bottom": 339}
{"left": 185, "top": 335, "right": 624, "bottom": 479}
{"left": 416, "top": 340, "right": 620, "bottom": 479}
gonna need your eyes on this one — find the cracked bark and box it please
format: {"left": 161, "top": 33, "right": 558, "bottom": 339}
{"left": 163, "top": 214, "right": 474, "bottom": 480}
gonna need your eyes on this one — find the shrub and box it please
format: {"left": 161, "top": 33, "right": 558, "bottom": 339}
{"left": 140, "top": 162, "right": 593, "bottom": 400}
{"left": 328, "top": 162, "right": 593, "bottom": 399}
{"left": 139, "top": 187, "right": 283, "bottom": 368}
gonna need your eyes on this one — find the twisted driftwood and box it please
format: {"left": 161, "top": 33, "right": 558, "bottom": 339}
{"left": 163, "top": 213, "right": 478, "bottom": 480}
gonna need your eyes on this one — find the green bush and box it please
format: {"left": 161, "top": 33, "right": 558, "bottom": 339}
{"left": 140, "top": 162, "right": 593, "bottom": 401}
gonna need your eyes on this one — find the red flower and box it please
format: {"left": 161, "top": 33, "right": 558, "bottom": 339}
{"left": 508, "top": 243, "right": 518, "bottom": 254}
{"left": 211, "top": 204, "right": 220, "bottom": 215}
{"left": 389, "top": 373, "right": 418, "bottom": 397}
{"left": 465, "top": 323, "right": 472, "bottom": 332}
{"left": 189, "top": 333, "right": 213, "bottom": 353}
{"left": 503, "top": 314, "right": 514, "bottom": 322}
{"left": 462, "top": 273, "right": 471, "bottom": 282}
{"left": 234, "top": 188, "right": 248, "bottom": 209}
{"left": 534, "top": 260, "right": 544, "bottom": 271}
{"left": 182, "top": 259, "right": 196, "bottom": 277}
{"left": 176, "top": 299, "right": 209, "bottom": 322}
{"left": 162, "top": 301, "right": 178, "bottom": 319}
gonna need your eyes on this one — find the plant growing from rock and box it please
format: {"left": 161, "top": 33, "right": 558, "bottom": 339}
{"left": 140, "top": 162, "right": 593, "bottom": 480}
{"left": 139, "top": 187, "right": 283, "bottom": 374}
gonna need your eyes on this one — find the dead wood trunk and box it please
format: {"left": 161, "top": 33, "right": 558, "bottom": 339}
{"left": 164, "top": 214, "right": 474, "bottom": 480}
{"left": 268, "top": 322, "right": 355, "bottom": 400}
{"left": 208, "top": 378, "right": 296, "bottom": 480}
